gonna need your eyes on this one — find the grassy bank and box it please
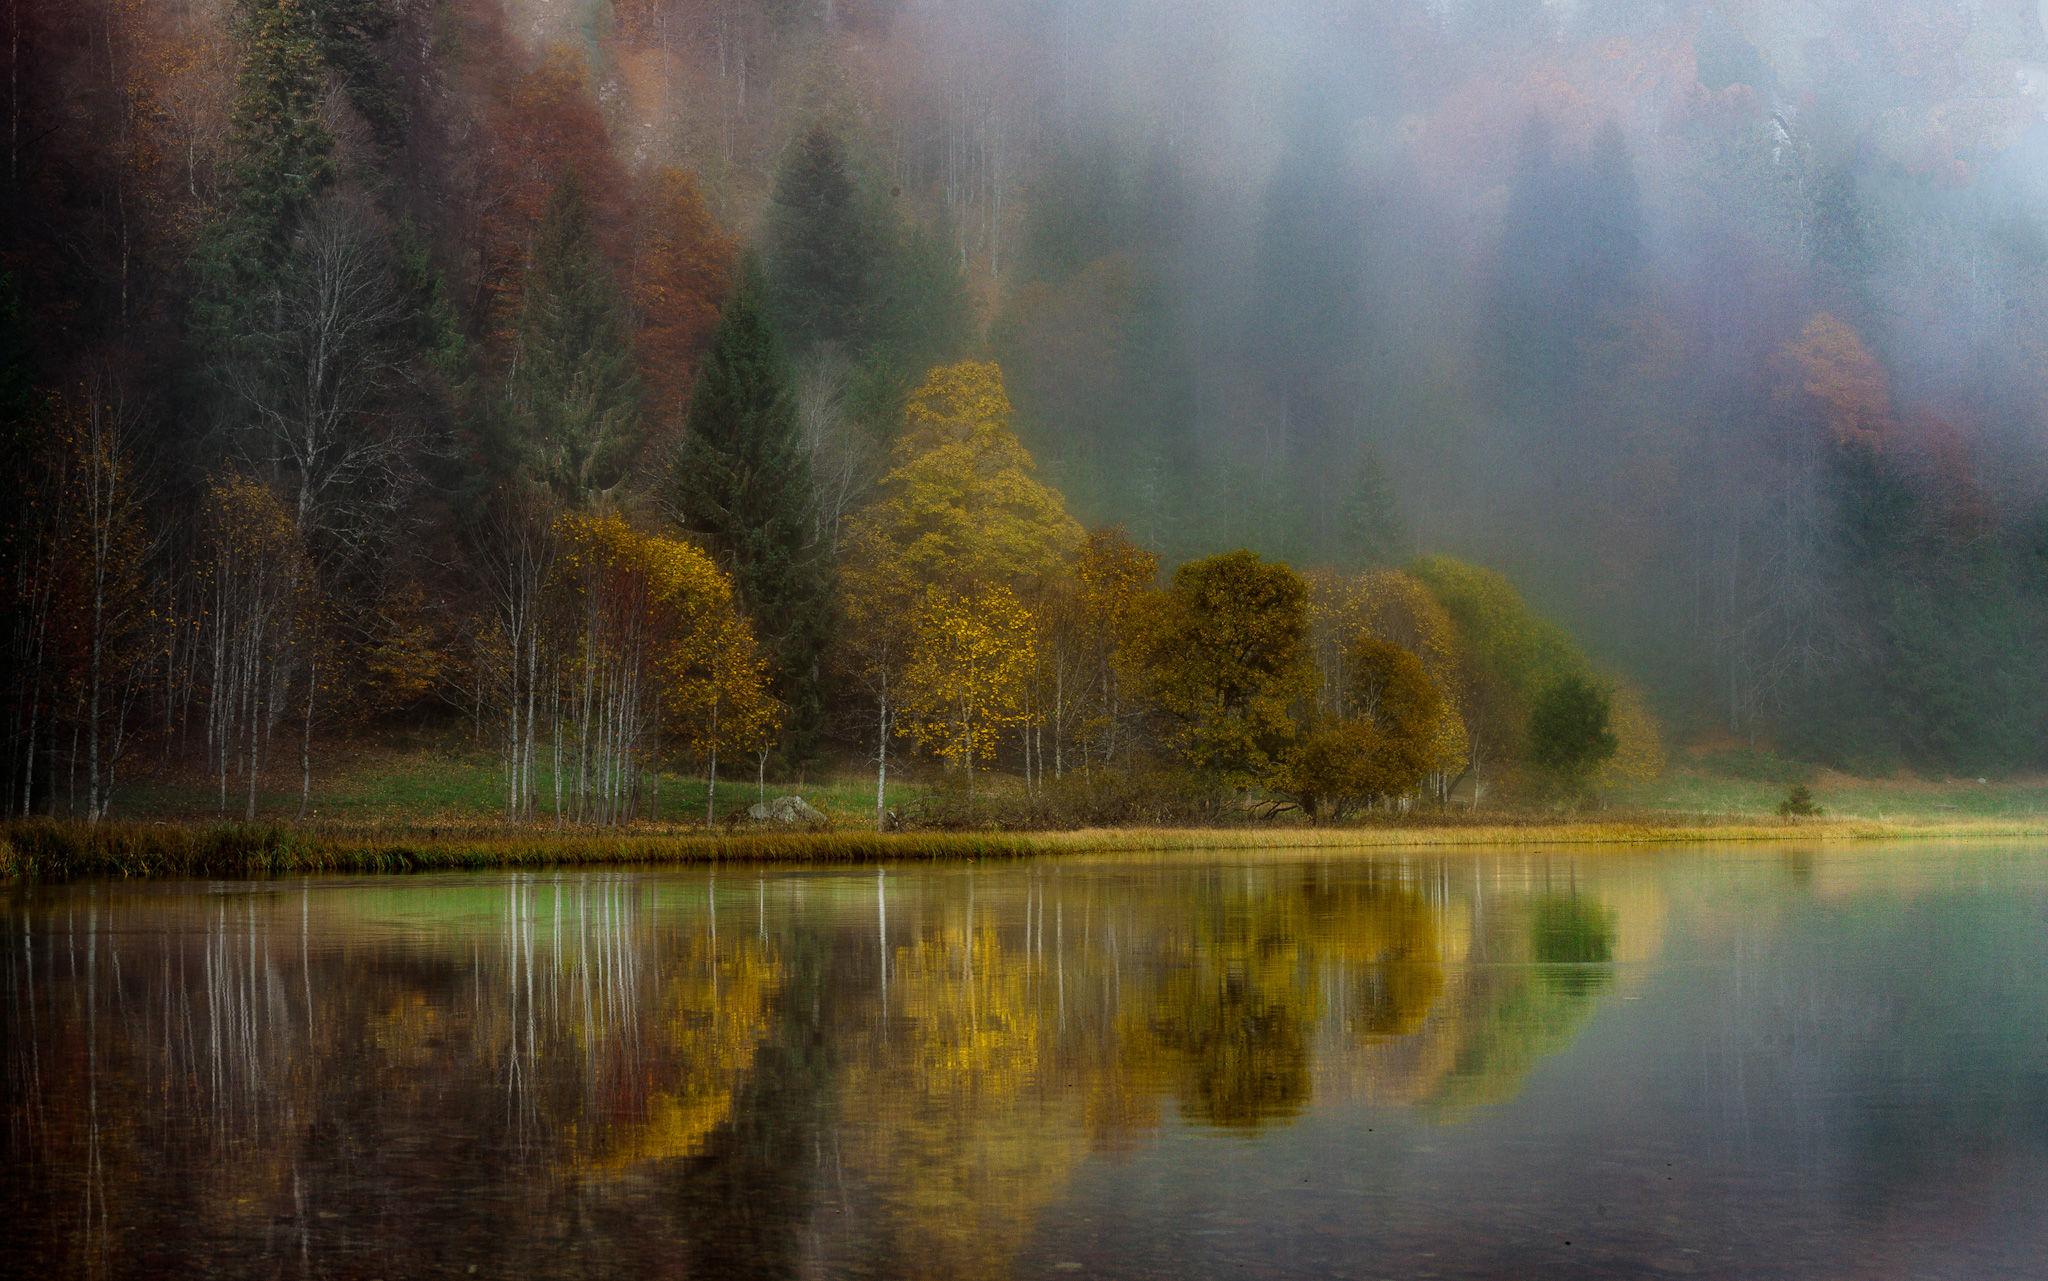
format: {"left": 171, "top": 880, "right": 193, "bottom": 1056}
{"left": 1029, "top": 816, "right": 2048, "bottom": 856}
{"left": 107, "top": 748, "right": 893, "bottom": 828}
{"left": 6, "top": 811, "right": 2045, "bottom": 882}
{"left": 0, "top": 820, "right": 1045, "bottom": 881}
{"left": 88, "top": 734, "right": 2048, "bottom": 830}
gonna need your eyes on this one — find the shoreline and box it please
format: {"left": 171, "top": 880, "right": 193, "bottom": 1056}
{"left": 5, "top": 815, "right": 2045, "bottom": 882}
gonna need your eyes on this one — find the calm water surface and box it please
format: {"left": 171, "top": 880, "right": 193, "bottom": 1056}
{"left": 5, "top": 844, "right": 2047, "bottom": 1279}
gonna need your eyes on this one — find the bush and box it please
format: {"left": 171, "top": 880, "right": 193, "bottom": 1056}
{"left": 1777, "top": 783, "right": 1822, "bottom": 817}
{"left": 1528, "top": 675, "right": 1618, "bottom": 797}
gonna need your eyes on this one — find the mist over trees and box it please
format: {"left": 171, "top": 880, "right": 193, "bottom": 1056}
{"left": 5, "top": 0, "right": 2048, "bottom": 821}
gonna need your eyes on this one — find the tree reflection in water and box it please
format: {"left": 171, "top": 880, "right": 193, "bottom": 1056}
{"left": 2, "top": 859, "right": 1628, "bottom": 1278}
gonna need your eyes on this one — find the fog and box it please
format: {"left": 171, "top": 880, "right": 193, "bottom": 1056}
{"left": 724, "top": 0, "right": 2048, "bottom": 753}
{"left": 8, "top": 0, "right": 2047, "bottom": 781}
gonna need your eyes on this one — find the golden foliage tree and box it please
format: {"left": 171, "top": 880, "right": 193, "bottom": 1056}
{"left": 1067, "top": 526, "right": 1158, "bottom": 772}
{"left": 898, "top": 583, "right": 1036, "bottom": 805}
{"left": 1271, "top": 636, "right": 1444, "bottom": 820}
{"left": 552, "top": 512, "right": 773, "bottom": 825}
{"left": 1123, "top": 550, "right": 1314, "bottom": 785}
{"left": 842, "top": 361, "right": 1080, "bottom": 810}
{"left": 1306, "top": 567, "right": 1471, "bottom": 794}
{"left": 848, "top": 361, "right": 1081, "bottom": 590}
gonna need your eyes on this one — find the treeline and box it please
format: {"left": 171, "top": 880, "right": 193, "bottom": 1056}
{"left": 6, "top": 0, "right": 2041, "bottom": 820}
{"left": 0, "top": 0, "right": 970, "bottom": 821}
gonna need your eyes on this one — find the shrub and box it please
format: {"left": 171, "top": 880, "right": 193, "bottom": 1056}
{"left": 1777, "top": 783, "right": 1822, "bottom": 817}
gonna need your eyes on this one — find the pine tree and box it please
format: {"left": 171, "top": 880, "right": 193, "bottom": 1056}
{"left": 226, "top": 0, "right": 334, "bottom": 262}
{"left": 1813, "top": 162, "right": 1875, "bottom": 317}
{"left": 763, "top": 125, "right": 877, "bottom": 354}
{"left": 306, "top": 0, "right": 404, "bottom": 152}
{"left": 507, "top": 170, "right": 641, "bottom": 505}
{"left": 192, "top": 0, "right": 335, "bottom": 357}
{"left": 1343, "top": 446, "right": 1404, "bottom": 568}
{"left": 670, "top": 257, "right": 835, "bottom": 756}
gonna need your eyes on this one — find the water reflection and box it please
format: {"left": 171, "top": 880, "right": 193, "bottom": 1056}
{"left": 8, "top": 848, "right": 2046, "bottom": 1278}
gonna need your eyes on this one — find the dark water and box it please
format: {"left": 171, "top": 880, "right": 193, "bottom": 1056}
{"left": 5, "top": 844, "right": 2047, "bottom": 1279}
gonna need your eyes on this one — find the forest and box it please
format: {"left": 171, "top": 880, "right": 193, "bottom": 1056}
{"left": 4, "top": 0, "right": 2047, "bottom": 827}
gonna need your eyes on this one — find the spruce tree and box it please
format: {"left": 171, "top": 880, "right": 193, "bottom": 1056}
{"left": 1813, "top": 163, "right": 1875, "bottom": 318}
{"left": 307, "top": 0, "right": 405, "bottom": 152}
{"left": 225, "top": 0, "right": 334, "bottom": 262}
{"left": 763, "top": 125, "right": 876, "bottom": 353}
{"left": 1343, "top": 446, "right": 1404, "bottom": 568}
{"left": 671, "top": 257, "right": 835, "bottom": 756}
{"left": 192, "top": 0, "right": 334, "bottom": 358}
{"left": 508, "top": 170, "right": 641, "bottom": 505}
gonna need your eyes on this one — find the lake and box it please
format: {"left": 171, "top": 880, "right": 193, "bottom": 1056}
{"left": 5, "top": 843, "right": 2047, "bottom": 1278}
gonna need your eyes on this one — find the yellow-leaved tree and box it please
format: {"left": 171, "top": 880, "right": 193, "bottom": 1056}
{"left": 842, "top": 362, "right": 1081, "bottom": 819}
{"left": 898, "top": 584, "right": 1037, "bottom": 806}
{"left": 1328, "top": 568, "right": 1473, "bottom": 798}
{"left": 553, "top": 513, "right": 774, "bottom": 826}
{"left": 1067, "top": 526, "right": 1158, "bottom": 774}
{"left": 850, "top": 361, "right": 1081, "bottom": 589}
{"left": 1270, "top": 635, "right": 1444, "bottom": 821}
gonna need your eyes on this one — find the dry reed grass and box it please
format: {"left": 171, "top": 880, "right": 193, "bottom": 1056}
{"left": 4, "top": 811, "right": 2040, "bottom": 881}
{"left": 1028, "top": 815, "right": 2048, "bottom": 856}
{"left": 0, "top": 820, "right": 1043, "bottom": 881}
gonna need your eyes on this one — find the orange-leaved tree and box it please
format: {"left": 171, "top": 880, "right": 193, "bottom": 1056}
{"left": 197, "top": 474, "right": 314, "bottom": 821}
{"left": 629, "top": 165, "right": 733, "bottom": 454}
{"left": 553, "top": 512, "right": 772, "bottom": 826}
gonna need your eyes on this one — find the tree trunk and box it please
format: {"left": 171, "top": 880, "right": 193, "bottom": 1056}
{"left": 874, "top": 685, "right": 890, "bottom": 833}
{"left": 87, "top": 553, "right": 103, "bottom": 824}
{"left": 245, "top": 650, "right": 261, "bottom": 823}
{"left": 297, "top": 656, "right": 315, "bottom": 820}
{"left": 706, "top": 700, "right": 719, "bottom": 825}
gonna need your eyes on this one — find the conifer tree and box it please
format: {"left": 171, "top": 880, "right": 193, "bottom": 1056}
{"left": 873, "top": 216, "right": 973, "bottom": 380}
{"left": 507, "top": 169, "right": 641, "bottom": 505}
{"left": 225, "top": 0, "right": 334, "bottom": 262}
{"left": 670, "top": 256, "right": 835, "bottom": 756}
{"left": 307, "top": 0, "right": 404, "bottom": 152}
{"left": 763, "top": 125, "right": 876, "bottom": 354}
{"left": 192, "top": 0, "right": 335, "bottom": 356}
{"left": 1343, "top": 446, "right": 1404, "bottom": 568}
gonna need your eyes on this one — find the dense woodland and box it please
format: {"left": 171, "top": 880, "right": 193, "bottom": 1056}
{"left": 4, "top": 0, "right": 2047, "bottom": 825}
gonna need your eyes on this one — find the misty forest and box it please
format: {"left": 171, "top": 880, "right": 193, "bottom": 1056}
{"left": 7, "top": 0, "right": 2048, "bottom": 828}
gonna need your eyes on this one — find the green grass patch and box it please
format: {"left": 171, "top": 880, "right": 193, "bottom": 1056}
{"left": 1697, "top": 747, "right": 1815, "bottom": 785}
{"left": 1606, "top": 769, "right": 2048, "bottom": 823}
{"left": 103, "top": 749, "right": 911, "bottom": 829}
